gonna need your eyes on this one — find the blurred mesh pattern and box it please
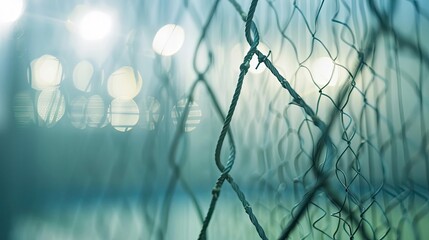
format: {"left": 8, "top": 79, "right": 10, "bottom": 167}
{"left": 2, "top": 0, "right": 429, "bottom": 239}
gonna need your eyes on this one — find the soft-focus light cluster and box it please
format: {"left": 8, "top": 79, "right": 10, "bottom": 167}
{"left": 10, "top": 4, "right": 199, "bottom": 131}
{"left": 66, "top": 6, "right": 188, "bottom": 58}
{"left": 79, "top": 11, "right": 112, "bottom": 41}
{"left": 69, "top": 60, "right": 108, "bottom": 129}
{"left": 67, "top": 5, "right": 113, "bottom": 42}
{"left": 106, "top": 66, "right": 142, "bottom": 131}
{"left": 0, "top": 0, "right": 24, "bottom": 24}
{"left": 4, "top": 2, "right": 188, "bottom": 54}
{"left": 26, "top": 55, "right": 65, "bottom": 127}
{"left": 16, "top": 54, "right": 201, "bottom": 132}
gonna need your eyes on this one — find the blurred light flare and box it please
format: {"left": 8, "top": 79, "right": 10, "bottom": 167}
{"left": 0, "top": 0, "right": 24, "bottom": 24}
{"left": 73, "top": 60, "right": 94, "bottom": 92}
{"left": 29, "top": 55, "right": 63, "bottom": 90}
{"left": 109, "top": 98, "right": 140, "bottom": 132}
{"left": 310, "top": 57, "right": 338, "bottom": 87}
{"left": 79, "top": 10, "right": 113, "bottom": 41}
{"left": 152, "top": 24, "right": 185, "bottom": 56}
{"left": 107, "top": 66, "right": 142, "bottom": 99}
{"left": 36, "top": 89, "right": 66, "bottom": 127}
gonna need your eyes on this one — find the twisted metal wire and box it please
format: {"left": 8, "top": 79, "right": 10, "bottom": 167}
{"left": 12, "top": 0, "right": 429, "bottom": 239}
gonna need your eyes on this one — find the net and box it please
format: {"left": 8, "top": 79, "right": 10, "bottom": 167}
{"left": 3, "top": 0, "right": 429, "bottom": 239}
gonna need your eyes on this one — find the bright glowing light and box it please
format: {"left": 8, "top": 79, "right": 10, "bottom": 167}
{"left": 310, "top": 57, "right": 338, "bottom": 87}
{"left": 87, "top": 95, "right": 107, "bottom": 128}
{"left": 29, "top": 55, "right": 63, "bottom": 90}
{"left": 73, "top": 60, "right": 94, "bottom": 92}
{"left": 79, "top": 10, "right": 112, "bottom": 41}
{"left": 152, "top": 24, "right": 185, "bottom": 56}
{"left": 37, "top": 89, "right": 65, "bottom": 127}
{"left": 171, "top": 99, "right": 202, "bottom": 132}
{"left": 0, "top": 0, "right": 24, "bottom": 24}
{"left": 107, "top": 66, "right": 142, "bottom": 99}
{"left": 109, "top": 98, "right": 139, "bottom": 132}
{"left": 231, "top": 42, "right": 270, "bottom": 74}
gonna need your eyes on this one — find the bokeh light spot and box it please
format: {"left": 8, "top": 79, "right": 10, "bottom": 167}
{"left": 107, "top": 66, "right": 142, "bottom": 99}
{"left": 109, "top": 98, "right": 139, "bottom": 132}
{"left": 29, "top": 55, "right": 63, "bottom": 90}
{"left": 152, "top": 24, "right": 185, "bottom": 56}
{"left": 79, "top": 10, "right": 112, "bottom": 41}
{"left": 0, "top": 0, "right": 24, "bottom": 24}
{"left": 37, "top": 89, "right": 66, "bottom": 127}
{"left": 310, "top": 57, "right": 338, "bottom": 87}
{"left": 73, "top": 60, "right": 94, "bottom": 92}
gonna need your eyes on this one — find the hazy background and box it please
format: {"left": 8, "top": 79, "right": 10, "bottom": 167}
{"left": 1, "top": 0, "right": 429, "bottom": 239}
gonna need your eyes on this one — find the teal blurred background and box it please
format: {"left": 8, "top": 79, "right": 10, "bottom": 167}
{"left": 1, "top": 0, "right": 429, "bottom": 239}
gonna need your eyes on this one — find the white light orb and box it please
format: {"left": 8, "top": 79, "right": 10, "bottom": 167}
{"left": 87, "top": 95, "right": 107, "bottom": 128}
{"left": 29, "top": 55, "right": 63, "bottom": 90}
{"left": 231, "top": 42, "right": 270, "bottom": 74}
{"left": 310, "top": 57, "right": 338, "bottom": 87}
{"left": 109, "top": 98, "right": 139, "bottom": 132}
{"left": 73, "top": 60, "right": 94, "bottom": 92}
{"left": 0, "top": 0, "right": 24, "bottom": 24}
{"left": 171, "top": 99, "right": 202, "bottom": 132}
{"left": 152, "top": 24, "right": 185, "bottom": 56}
{"left": 107, "top": 66, "right": 142, "bottom": 99}
{"left": 79, "top": 10, "right": 112, "bottom": 41}
{"left": 37, "top": 89, "right": 66, "bottom": 127}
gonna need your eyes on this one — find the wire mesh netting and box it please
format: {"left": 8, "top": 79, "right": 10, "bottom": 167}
{"left": 1, "top": 0, "right": 429, "bottom": 239}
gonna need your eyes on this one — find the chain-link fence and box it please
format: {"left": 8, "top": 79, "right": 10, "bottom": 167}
{"left": 2, "top": 0, "right": 429, "bottom": 239}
